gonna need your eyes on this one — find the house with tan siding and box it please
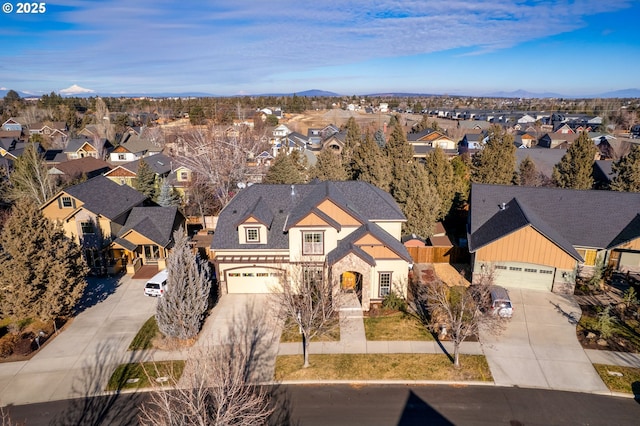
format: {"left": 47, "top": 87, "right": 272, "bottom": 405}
{"left": 468, "top": 184, "right": 640, "bottom": 294}
{"left": 211, "top": 180, "right": 412, "bottom": 311}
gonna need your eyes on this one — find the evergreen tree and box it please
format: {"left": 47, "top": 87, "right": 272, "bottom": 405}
{"left": 351, "top": 132, "right": 391, "bottom": 191}
{"left": 157, "top": 178, "right": 182, "bottom": 207}
{"left": 310, "top": 149, "right": 349, "bottom": 181}
{"left": 395, "top": 163, "right": 441, "bottom": 238}
{"left": 135, "top": 159, "right": 157, "bottom": 199}
{"left": 516, "top": 156, "right": 541, "bottom": 186}
{"left": 341, "top": 117, "right": 361, "bottom": 177}
{"left": 471, "top": 125, "right": 516, "bottom": 185}
{"left": 552, "top": 131, "right": 597, "bottom": 189}
{"left": 156, "top": 228, "right": 212, "bottom": 340}
{"left": 0, "top": 200, "right": 87, "bottom": 321}
{"left": 611, "top": 144, "right": 640, "bottom": 192}
{"left": 262, "top": 150, "right": 307, "bottom": 184}
{"left": 451, "top": 154, "right": 471, "bottom": 205}
{"left": 424, "top": 147, "right": 456, "bottom": 219}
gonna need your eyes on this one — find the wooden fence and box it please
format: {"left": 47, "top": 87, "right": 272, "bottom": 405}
{"left": 407, "top": 246, "right": 470, "bottom": 264}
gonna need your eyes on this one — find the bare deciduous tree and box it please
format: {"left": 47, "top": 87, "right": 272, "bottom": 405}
{"left": 140, "top": 302, "right": 278, "bottom": 426}
{"left": 272, "top": 262, "right": 339, "bottom": 368}
{"left": 156, "top": 228, "right": 212, "bottom": 340}
{"left": 176, "top": 127, "right": 265, "bottom": 211}
{"left": 411, "top": 266, "right": 502, "bottom": 368}
{"left": 8, "top": 144, "right": 58, "bottom": 205}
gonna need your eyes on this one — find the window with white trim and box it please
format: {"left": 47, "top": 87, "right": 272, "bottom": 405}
{"left": 302, "top": 231, "right": 324, "bottom": 255}
{"left": 379, "top": 272, "right": 392, "bottom": 297}
{"left": 246, "top": 227, "right": 260, "bottom": 243}
{"left": 80, "top": 221, "right": 95, "bottom": 234}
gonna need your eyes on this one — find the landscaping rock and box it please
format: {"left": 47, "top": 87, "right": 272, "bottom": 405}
{"left": 586, "top": 332, "right": 596, "bottom": 339}
{"left": 597, "top": 339, "right": 609, "bottom": 346}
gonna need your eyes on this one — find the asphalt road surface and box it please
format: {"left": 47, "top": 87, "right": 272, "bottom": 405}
{"left": 5, "top": 384, "right": 639, "bottom": 425}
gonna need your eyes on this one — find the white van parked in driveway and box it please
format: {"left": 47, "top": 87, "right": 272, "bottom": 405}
{"left": 144, "top": 269, "right": 168, "bottom": 297}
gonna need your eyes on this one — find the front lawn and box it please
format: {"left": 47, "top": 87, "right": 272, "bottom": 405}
{"left": 128, "top": 316, "right": 159, "bottom": 351}
{"left": 576, "top": 305, "right": 640, "bottom": 352}
{"left": 107, "top": 360, "right": 185, "bottom": 391}
{"left": 279, "top": 317, "right": 340, "bottom": 343}
{"left": 593, "top": 364, "right": 640, "bottom": 395}
{"left": 364, "top": 311, "right": 433, "bottom": 341}
{"left": 275, "top": 354, "right": 491, "bottom": 382}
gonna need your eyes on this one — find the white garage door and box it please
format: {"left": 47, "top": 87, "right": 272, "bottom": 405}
{"left": 492, "top": 262, "right": 555, "bottom": 291}
{"left": 226, "top": 268, "right": 281, "bottom": 293}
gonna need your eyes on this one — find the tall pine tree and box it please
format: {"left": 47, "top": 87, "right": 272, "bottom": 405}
{"left": 351, "top": 132, "right": 391, "bottom": 190}
{"left": 552, "top": 131, "right": 597, "bottom": 189}
{"left": 611, "top": 144, "right": 640, "bottom": 192}
{"left": 0, "top": 200, "right": 87, "bottom": 321}
{"left": 263, "top": 150, "right": 307, "bottom": 184}
{"left": 471, "top": 125, "right": 516, "bottom": 185}
{"left": 424, "top": 147, "right": 456, "bottom": 219}
{"left": 135, "top": 159, "right": 157, "bottom": 199}
{"left": 310, "top": 149, "right": 349, "bottom": 181}
{"left": 516, "top": 156, "right": 541, "bottom": 186}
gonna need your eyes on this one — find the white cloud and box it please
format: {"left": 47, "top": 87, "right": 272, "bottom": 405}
{"left": 59, "top": 84, "right": 96, "bottom": 95}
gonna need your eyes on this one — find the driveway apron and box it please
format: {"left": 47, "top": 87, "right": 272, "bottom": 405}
{"left": 480, "top": 288, "right": 609, "bottom": 393}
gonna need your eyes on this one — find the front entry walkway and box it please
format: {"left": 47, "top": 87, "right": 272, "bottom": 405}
{"left": 338, "top": 292, "right": 367, "bottom": 352}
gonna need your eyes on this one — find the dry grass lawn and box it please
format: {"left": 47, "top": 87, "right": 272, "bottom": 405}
{"left": 364, "top": 311, "right": 433, "bottom": 341}
{"left": 593, "top": 364, "right": 640, "bottom": 395}
{"left": 280, "top": 317, "right": 340, "bottom": 343}
{"left": 275, "top": 354, "right": 492, "bottom": 382}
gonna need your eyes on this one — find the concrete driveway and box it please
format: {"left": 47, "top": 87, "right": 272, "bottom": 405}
{"left": 0, "top": 274, "right": 157, "bottom": 405}
{"left": 480, "top": 288, "right": 609, "bottom": 394}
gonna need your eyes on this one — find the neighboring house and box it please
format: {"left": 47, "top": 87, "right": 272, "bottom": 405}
{"left": 321, "top": 131, "right": 347, "bottom": 154}
{"left": 515, "top": 148, "right": 566, "bottom": 180}
{"left": 111, "top": 206, "right": 185, "bottom": 272}
{"left": 109, "top": 133, "right": 162, "bottom": 163}
{"left": 408, "top": 130, "right": 456, "bottom": 150}
{"left": 28, "top": 122, "right": 68, "bottom": 140}
{"left": 41, "top": 175, "right": 148, "bottom": 273}
{"left": 211, "top": 180, "right": 412, "bottom": 311}
{"left": 538, "top": 132, "right": 580, "bottom": 149}
{"left": 468, "top": 183, "right": 640, "bottom": 294}
{"left": 104, "top": 153, "right": 173, "bottom": 188}
{"left": 592, "top": 160, "right": 616, "bottom": 189}
{"left": 47, "top": 157, "right": 112, "bottom": 183}
{"left": 0, "top": 139, "right": 42, "bottom": 170}
{"left": 513, "top": 132, "right": 537, "bottom": 148}
{"left": 1, "top": 118, "right": 22, "bottom": 132}
{"left": 62, "top": 137, "right": 113, "bottom": 161}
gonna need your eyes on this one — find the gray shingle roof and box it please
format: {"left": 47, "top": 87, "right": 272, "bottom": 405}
{"left": 64, "top": 175, "right": 147, "bottom": 220}
{"left": 122, "top": 153, "right": 173, "bottom": 175}
{"left": 118, "top": 206, "right": 182, "bottom": 247}
{"left": 212, "top": 181, "right": 406, "bottom": 251}
{"left": 469, "top": 183, "right": 640, "bottom": 253}
{"left": 327, "top": 222, "right": 412, "bottom": 266}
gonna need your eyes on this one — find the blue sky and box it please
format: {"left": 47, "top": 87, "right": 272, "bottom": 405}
{"left": 1, "top": 0, "right": 639, "bottom": 96}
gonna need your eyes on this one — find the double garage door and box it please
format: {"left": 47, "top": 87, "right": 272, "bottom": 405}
{"left": 226, "top": 267, "right": 281, "bottom": 294}
{"left": 492, "top": 262, "right": 555, "bottom": 291}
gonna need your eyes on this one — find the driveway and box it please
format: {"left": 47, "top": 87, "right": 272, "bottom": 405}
{"left": 480, "top": 288, "right": 609, "bottom": 393}
{"left": 0, "top": 275, "right": 157, "bottom": 405}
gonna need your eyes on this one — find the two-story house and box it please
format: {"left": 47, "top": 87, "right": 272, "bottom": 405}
{"left": 211, "top": 180, "right": 412, "bottom": 311}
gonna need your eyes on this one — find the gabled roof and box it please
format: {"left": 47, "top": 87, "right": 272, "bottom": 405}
{"left": 235, "top": 196, "right": 274, "bottom": 228}
{"left": 118, "top": 133, "right": 162, "bottom": 154}
{"left": 407, "top": 129, "right": 434, "bottom": 142}
{"left": 121, "top": 153, "right": 173, "bottom": 175}
{"left": 58, "top": 175, "right": 147, "bottom": 220}
{"left": 327, "top": 222, "right": 412, "bottom": 266}
{"left": 469, "top": 184, "right": 640, "bottom": 253}
{"left": 48, "top": 157, "right": 111, "bottom": 178}
{"left": 65, "top": 137, "right": 110, "bottom": 153}
{"left": 117, "top": 206, "right": 182, "bottom": 248}
{"left": 212, "top": 180, "right": 406, "bottom": 251}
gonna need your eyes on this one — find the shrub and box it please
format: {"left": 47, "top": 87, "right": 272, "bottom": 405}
{"left": 596, "top": 306, "right": 617, "bottom": 339}
{"left": 382, "top": 291, "right": 407, "bottom": 312}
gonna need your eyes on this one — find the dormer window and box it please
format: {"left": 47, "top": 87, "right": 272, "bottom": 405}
{"left": 246, "top": 227, "right": 260, "bottom": 243}
{"left": 302, "top": 231, "right": 324, "bottom": 255}
{"left": 61, "top": 196, "right": 73, "bottom": 208}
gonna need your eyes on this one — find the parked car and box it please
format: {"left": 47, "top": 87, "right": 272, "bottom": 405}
{"left": 489, "top": 285, "right": 513, "bottom": 318}
{"left": 144, "top": 269, "right": 168, "bottom": 297}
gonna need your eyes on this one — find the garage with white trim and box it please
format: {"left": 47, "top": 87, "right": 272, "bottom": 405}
{"left": 492, "top": 262, "right": 556, "bottom": 291}
{"left": 225, "top": 267, "right": 282, "bottom": 294}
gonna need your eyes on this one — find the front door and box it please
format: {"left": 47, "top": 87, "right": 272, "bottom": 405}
{"left": 142, "top": 245, "right": 160, "bottom": 264}
{"left": 341, "top": 271, "right": 356, "bottom": 291}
